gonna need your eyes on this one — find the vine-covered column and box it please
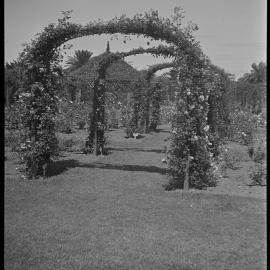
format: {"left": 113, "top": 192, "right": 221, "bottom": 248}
{"left": 149, "top": 81, "right": 162, "bottom": 131}
{"left": 17, "top": 65, "right": 59, "bottom": 178}
{"left": 85, "top": 78, "right": 106, "bottom": 155}
{"left": 166, "top": 53, "right": 216, "bottom": 190}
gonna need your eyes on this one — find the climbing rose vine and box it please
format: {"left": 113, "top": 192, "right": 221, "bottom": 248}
{"left": 14, "top": 9, "right": 221, "bottom": 187}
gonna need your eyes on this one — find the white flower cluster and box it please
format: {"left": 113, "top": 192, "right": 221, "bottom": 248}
{"left": 199, "top": 95, "right": 205, "bottom": 101}
{"left": 203, "top": 125, "right": 210, "bottom": 132}
{"left": 19, "top": 92, "right": 31, "bottom": 98}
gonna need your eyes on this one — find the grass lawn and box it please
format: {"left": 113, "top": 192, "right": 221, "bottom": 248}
{"left": 4, "top": 125, "right": 266, "bottom": 270}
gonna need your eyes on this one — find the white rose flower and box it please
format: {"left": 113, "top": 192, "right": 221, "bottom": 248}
{"left": 204, "top": 125, "right": 210, "bottom": 132}
{"left": 199, "top": 95, "right": 205, "bottom": 101}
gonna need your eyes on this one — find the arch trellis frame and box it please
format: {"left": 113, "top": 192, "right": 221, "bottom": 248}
{"left": 18, "top": 10, "right": 216, "bottom": 190}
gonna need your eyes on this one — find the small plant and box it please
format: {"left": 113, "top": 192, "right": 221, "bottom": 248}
{"left": 76, "top": 119, "right": 86, "bottom": 129}
{"left": 5, "top": 106, "right": 21, "bottom": 130}
{"left": 58, "top": 136, "right": 86, "bottom": 152}
{"left": 58, "top": 137, "right": 75, "bottom": 151}
{"left": 5, "top": 131, "right": 21, "bottom": 151}
{"left": 223, "top": 150, "right": 242, "bottom": 170}
{"left": 249, "top": 164, "right": 266, "bottom": 186}
{"left": 248, "top": 139, "right": 266, "bottom": 163}
{"left": 228, "top": 110, "right": 260, "bottom": 145}
{"left": 160, "top": 102, "right": 177, "bottom": 124}
{"left": 55, "top": 117, "right": 73, "bottom": 133}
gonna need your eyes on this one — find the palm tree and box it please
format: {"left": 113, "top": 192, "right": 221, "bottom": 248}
{"left": 237, "top": 62, "right": 266, "bottom": 113}
{"left": 65, "top": 50, "right": 93, "bottom": 102}
{"left": 248, "top": 62, "right": 266, "bottom": 83}
{"left": 65, "top": 50, "right": 93, "bottom": 71}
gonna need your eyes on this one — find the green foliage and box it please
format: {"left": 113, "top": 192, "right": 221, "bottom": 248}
{"left": 222, "top": 149, "right": 244, "bottom": 170}
{"left": 165, "top": 50, "right": 221, "bottom": 190}
{"left": 65, "top": 49, "right": 93, "bottom": 71}
{"left": 149, "top": 82, "right": 162, "bottom": 130}
{"left": 248, "top": 138, "right": 266, "bottom": 163}
{"left": 5, "top": 61, "right": 24, "bottom": 107}
{"left": 57, "top": 136, "right": 85, "bottom": 152}
{"left": 5, "top": 131, "right": 21, "bottom": 152}
{"left": 104, "top": 92, "right": 122, "bottom": 129}
{"left": 227, "top": 110, "right": 261, "bottom": 145}
{"left": 15, "top": 83, "right": 60, "bottom": 178}
{"left": 249, "top": 164, "right": 266, "bottom": 186}
{"left": 5, "top": 106, "right": 22, "bottom": 130}
{"left": 16, "top": 8, "right": 217, "bottom": 182}
{"left": 160, "top": 101, "right": 177, "bottom": 124}
{"left": 235, "top": 62, "right": 266, "bottom": 114}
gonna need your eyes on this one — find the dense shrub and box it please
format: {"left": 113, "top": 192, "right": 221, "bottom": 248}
{"left": 57, "top": 136, "right": 85, "bottom": 152}
{"left": 5, "top": 131, "right": 21, "bottom": 152}
{"left": 248, "top": 138, "right": 266, "bottom": 163}
{"left": 149, "top": 83, "right": 162, "bottom": 131}
{"left": 5, "top": 106, "right": 22, "bottom": 130}
{"left": 249, "top": 164, "right": 266, "bottom": 186}
{"left": 55, "top": 115, "right": 73, "bottom": 133}
{"left": 55, "top": 100, "right": 90, "bottom": 133}
{"left": 227, "top": 110, "right": 261, "bottom": 145}
{"left": 159, "top": 101, "right": 177, "bottom": 124}
{"left": 224, "top": 149, "right": 246, "bottom": 169}
{"left": 15, "top": 84, "right": 60, "bottom": 178}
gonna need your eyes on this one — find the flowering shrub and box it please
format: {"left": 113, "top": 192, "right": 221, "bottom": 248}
{"left": 149, "top": 83, "right": 162, "bottom": 131}
{"left": 15, "top": 84, "right": 59, "bottom": 178}
{"left": 5, "top": 131, "right": 21, "bottom": 152}
{"left": 105, "top": 95, "right": 122, "bottom": 129}
{"left": 121, "top": 86, "right": 146, "bottom": 135}
{"left": 160, "top": 101, "right": 177, "bottom": 124}
{"left": 222, "top": 148, "right": 244, "bottom": 170}
{"left": 249, "top": 164, "right": 266, "bottom": 186}
{"left": 57, "top": 136, "right": 85, "bottom": 152}
{"left": 227, "top": 110, "right": 261, "bottom": 145}
{"left": 5, "top": 106, "right": 22, "bottom": 130}
{"left": 165, "top": 49, "right": 223, "bottom": 190}
{"left": 248, "top": 138, "right": 266, "bottom": 163}
{"left": 54, "top": 99, "right": 90, "bottom": 132}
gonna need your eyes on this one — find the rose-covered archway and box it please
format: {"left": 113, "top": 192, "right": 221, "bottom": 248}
{"left": 17, "top": 10, "right": 219, "bottom": 190}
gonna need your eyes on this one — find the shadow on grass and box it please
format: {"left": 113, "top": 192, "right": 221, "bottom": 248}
{"left": 46, "top": 159, "right": 167, "bottom": 177}
{"left": 79, "top": 162, "right": 168, "bottom": 175}
{"left": 107, "top": 147, "right": 165, "bottom": 154}
{"left": 47, "top": 159, "right": 80, "bottom": 177}
{"left": 154, "top": 128, "right": 171, "bottom": 134}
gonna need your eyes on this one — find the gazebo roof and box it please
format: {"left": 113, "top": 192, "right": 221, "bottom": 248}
{"left": 69, "top": 51, "right": 144, "bottom": 82}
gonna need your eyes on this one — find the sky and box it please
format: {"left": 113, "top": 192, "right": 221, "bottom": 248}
{"left": 4, "top": 0, "right": 267, "bottom": 79}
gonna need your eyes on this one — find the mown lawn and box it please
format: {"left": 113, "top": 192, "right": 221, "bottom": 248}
{"left": 4, "top": 125, "right": 266, "bottom": 270}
